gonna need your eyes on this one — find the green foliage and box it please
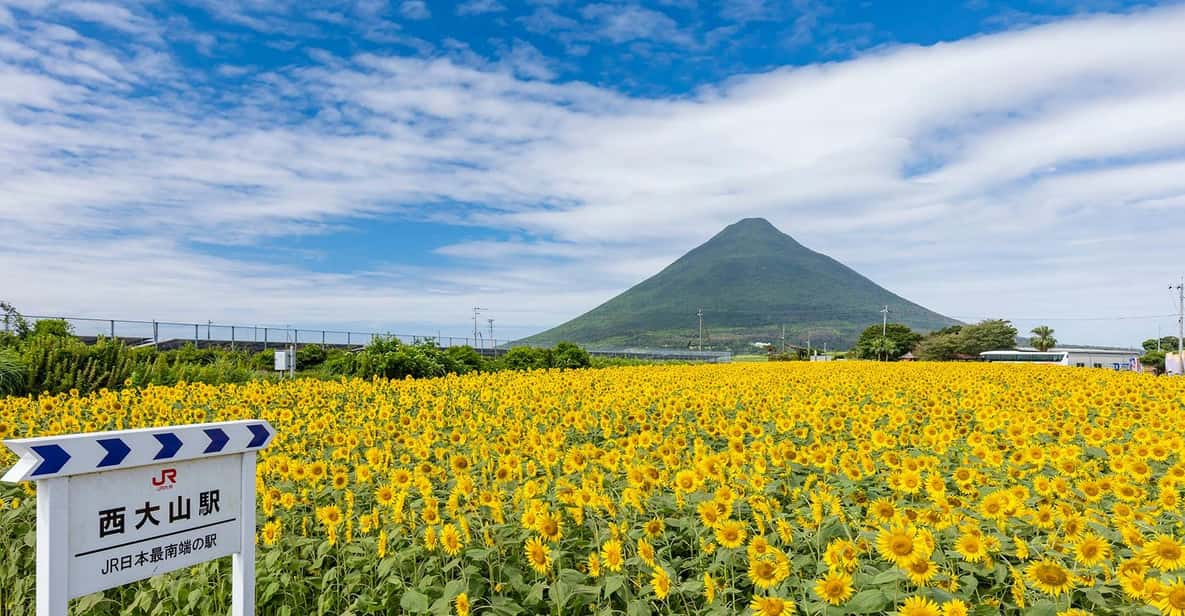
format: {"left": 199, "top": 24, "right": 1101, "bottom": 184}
{"left": 1143, "top": 336, "right": 1182, "bottom": 352}
{"left": 22, "top": 335, "right": 134, "bottom": 395}
{"left": 916, "top": 319, "right": 1019, "bottom": 361}
{"left": 521, "top": 217, "right": 960, "bottom": 350}
{"left": 295, "top": 345, "right": 327, "bottom": 369}
{"left": 1141, "top": 350, "right": 1167, "bottom": 374}
{"left": 1029, "top": 325, "right": 1057, "bottom": 351}
{"left": 30, "top": 318, "right": 73, "bottom": 338}
{"left": 444, "top": 346, "right": 485, "bottom": 372}
{"left": 851, "top": 324, "right": 920, "bottom": 361}
{"left": 915, "top": 333, "right": 963, "bottom": 361}
{"left": 501, "top": 347, "right": 551, "bottom": 371}
{"left": 551, "top": 342, "right": 591, "bottom": 369}
{"left": 957, "top": 319, "right": 1019, "bottom": 355}
{"left": 0, "top": 349, "right": 26, "bottom": 396}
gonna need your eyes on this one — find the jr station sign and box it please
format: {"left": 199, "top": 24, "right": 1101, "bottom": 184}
{"left": 2, "top": 420, "right": 275, "bottom": 616}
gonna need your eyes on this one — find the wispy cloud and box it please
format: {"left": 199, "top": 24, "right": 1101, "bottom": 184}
{"left": 399, "top": 0, "right": 430, "bottom": 21}
{"left": 2, "top": 3, "right": 1184, "bottom": 344}
{"left": 456, "top": 0, "right": 506, "bottom": 17}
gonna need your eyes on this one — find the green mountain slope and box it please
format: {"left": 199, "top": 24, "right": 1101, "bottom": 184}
{"left": 521, "top": 218, "right": 960, "bottom": 351}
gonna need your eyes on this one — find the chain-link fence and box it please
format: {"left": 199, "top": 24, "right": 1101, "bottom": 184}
{"left": 7, "top": 315, "right": 732, "bottom": 362}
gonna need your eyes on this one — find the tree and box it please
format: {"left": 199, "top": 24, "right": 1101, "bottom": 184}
{"left": 1030, "top": 325, "right": 1057, "bottom": 351}
{"left": 868, "top": 336, "right": 899, "bottom": 362}
{"left": 852, "top": 324, "right": 921, "bottom": 361}
{"left": 916, "top": 333, "right": 962, "bottom": 361}
{"left": 1143, "top": 337, "right": 1182, "bottom": 352}
{"left": 552, "top": 342, "right": 591, "bottom": 369}
{"left": 957, "top": 319, "right": 1018, "bottom": 356}
{"left": 1141, "top": 350, "right": 1167, "bottom": 374}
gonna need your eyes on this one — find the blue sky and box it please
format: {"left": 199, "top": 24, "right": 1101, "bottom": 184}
{"left": 2, "top": 0, "right": 1184, "bottom": 346}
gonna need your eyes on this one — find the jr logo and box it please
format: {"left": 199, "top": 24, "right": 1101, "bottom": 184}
{"left": 151, "top": 468, "right": 177, "bottom": 490}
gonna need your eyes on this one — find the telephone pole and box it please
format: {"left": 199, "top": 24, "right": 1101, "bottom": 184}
{"left": 697, "top": 308, "right": 704, "bottom": 352}
{"left": 1173, "top": 279, "right": 1184, "bottom": 374}
{"left": 781, "top": 324, "right": 786, "bottom": 353}
{"left": 487, "top": 318, "right": 495, "bottom": 352}
{"left": 472, "top": 307, "right": 487, "bottom": 347}
{"left": 881, "top": 305, "right": 890, "bottom": 336}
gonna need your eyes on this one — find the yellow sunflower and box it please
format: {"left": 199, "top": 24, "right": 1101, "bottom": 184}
{"left": 898, "top": 596, "right": 940, "bottom": 616}
{"left": 749, "top": 596, "right": 794, "bottom": 616}
{"left": 1025, "top": 559, "right": 1074, "bottom": 596}
{"left": 524, "top": 536, "right": 551, "bottom": 574}
{"left": 1145, "top": 535, "right": 1185, "bottom": 571}
{"left": 814, "top": 570, "right": 854, "bottom": 605}
{"left": 1155, "top": 578, "right": 1185, "bottom": 616}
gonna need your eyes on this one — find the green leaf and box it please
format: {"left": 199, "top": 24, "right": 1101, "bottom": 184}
{"left": 442, "top": 579, "right": 467, "bottom": 600}
{"left": 400, "top": 589, "right": 431, "bottom": 614}
{"left": 845, "top": 589, "right": 888, "bottom": 614}
{"left": 603, "top": 575, "right": 626, "bottom": 598}
{"left": 1023, "top": 601, "right": 1057, "bottom": 616}
{"left": 870, "top": 568, "right": 904, "bottom": 585}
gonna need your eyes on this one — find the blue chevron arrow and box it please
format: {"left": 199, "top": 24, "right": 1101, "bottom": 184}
{"left": 203, "top": 428, "right": 229, "bottom": 454}
{"left": 153, "top": 433, "right": 182, "bottom": 460}
{"left": 30, "top": 444, "right": 71, "bottom": 476}
{"left": 246, "top": 423, "right": 271, "bottom": 448}
{"left": 97, "top": 438, "right": 131, "bottom": 467}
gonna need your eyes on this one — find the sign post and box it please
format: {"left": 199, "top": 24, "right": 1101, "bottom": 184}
{"left": 2, "top": 420, "right": 275, "bottom": 616}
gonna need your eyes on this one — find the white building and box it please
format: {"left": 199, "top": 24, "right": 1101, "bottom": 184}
{"left": 1168, "top": 352, "right": 1184, "bottom": 376}
{"left": 980, "top": 347, "right": 1142, "bottom": 371}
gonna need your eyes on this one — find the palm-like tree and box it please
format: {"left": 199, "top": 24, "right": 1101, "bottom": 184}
{"left": 1030, "top": 325, "right": 1057, "bottom": 351}
{"left": 869, "top": 336, "right": 899, "bottom": 361}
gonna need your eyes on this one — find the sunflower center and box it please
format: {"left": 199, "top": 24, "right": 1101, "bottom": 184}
{"left": 891, "top": 536, "right": 913, "bottom": 555}
{"left": 1159, "top": 543, "right": 1182, "bottom": 561}
{"left": 1169, "top": 587, "right": 1185, "bottom": 608}
{"left": 1038, "top": 565, "right": 1068, "bottom": 585}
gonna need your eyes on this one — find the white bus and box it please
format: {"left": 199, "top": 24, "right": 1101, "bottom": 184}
{"left": 980, "top": 348, "right": 1142, "bottom": 371}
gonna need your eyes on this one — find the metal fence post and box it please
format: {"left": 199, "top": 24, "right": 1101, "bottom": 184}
{"left": 322, "top": 330, "right": 326, "bottom": 347}
{"left": 194, "top": 324, "right": 199, "bottom": 346}
{"left": 153, "top": 321, "right": 158, "bottom": 348}
{"left": 264, "top": 327, "right": 268, "bottom": 350}
{"left": 109, "top": 320, "right": 115, "bottom": 339}
{"left": 231, "top": 326, "right": 235, "bottom": 351}
{"left": 347, "top": 332, "right": 351, "bottom": 346}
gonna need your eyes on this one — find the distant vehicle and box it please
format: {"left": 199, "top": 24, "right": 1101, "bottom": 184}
{"left": 979, "top": 348, "right": 1142, "bottom": 371}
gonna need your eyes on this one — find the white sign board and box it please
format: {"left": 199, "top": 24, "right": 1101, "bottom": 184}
{"left": 2, "top": 420, "right": 275, "bottom": 616}
{"left": 1169, "top": 352, "right": 1184, "bottom": 376}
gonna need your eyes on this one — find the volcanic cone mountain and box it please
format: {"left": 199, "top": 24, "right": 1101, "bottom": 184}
{"left": 522, "top": 218, "right": 959, "bottom": 351}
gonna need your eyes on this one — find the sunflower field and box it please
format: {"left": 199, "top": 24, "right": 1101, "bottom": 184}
{"left": 2, "top": 362, "right": 1185, "bottom": 616}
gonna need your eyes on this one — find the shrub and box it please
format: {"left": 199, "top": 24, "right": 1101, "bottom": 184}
{"left": 22, "top": 336, "right": 133, "bottom": 395}
{"left": 296, "top": 345, "right": 328, "bottom": 369}
{"left": 552, "top": 342, "right": 591, "bottom": 369}
{"left": 0, "top": 348, "right": 26, "bottom": 396}
{"left": 30, "top": 318, "right": 73, "bottom": 338}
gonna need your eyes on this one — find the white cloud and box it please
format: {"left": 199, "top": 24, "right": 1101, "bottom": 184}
{"left": 58, "top": 1, "right": 149, "bottom": 34}
{"left": 2, "top": 4, "right": 1185, "bottom": 345}
{"left": 456, "top": 0, "right": 506, "bottom": 16}
{"left": 399, "top": 0, "right": 430, "bottom": 20}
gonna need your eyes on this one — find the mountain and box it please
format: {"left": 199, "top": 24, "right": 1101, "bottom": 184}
{"left": 521, "top": 218, "right": 960, "bottom": 351}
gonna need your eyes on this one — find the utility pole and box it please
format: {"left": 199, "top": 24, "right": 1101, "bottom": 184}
{"left": 697, "top": 308, "right": 704, "bottom": 352}
{"left": 488, "top": 318, "right": 495, "bottom": 354}
{"left": 472, "top": 307, "right": 486, "bottom": 347}
{"left": 881, "top": 305, "right": 890, "bottom": 336}
{"left": 781, "top": 324, "right": 786, "bottom": 353}
{"left": 1174, "top": 279, "right": 1184, "bottom": 375}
